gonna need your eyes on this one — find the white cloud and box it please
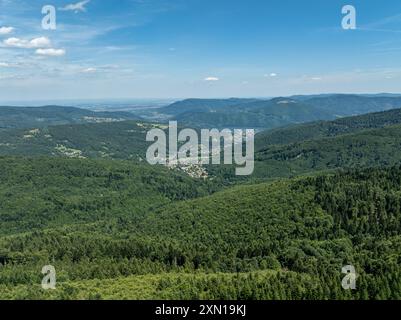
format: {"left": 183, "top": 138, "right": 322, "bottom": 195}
{"left": 0, "top": 26, "right": 14, "bottom": 35}
{"left": 0, "top": 62, "right": 10, "bottom": 67}
{"left": 3, "top": 37, "right": 51, "bottom": 49}
{"left": 265, "top": 73, "right": 277, "bottom": 77}
{"left": 204, "top": 76, "right": 219, "bottom": 81}
{"left": 30, "top": 37, "right": 52, "bottom": 48}
{"left": 59, "top": 0, "right": 90, "bottom": 13}
{"left": 311, "top": 77, "right": 322, "bottom": 81}
{"left": 35, "top": 48, "right": 66, "bottom": 57}
{"left": 81, "top": 67, "right": 97, "bottom": 73}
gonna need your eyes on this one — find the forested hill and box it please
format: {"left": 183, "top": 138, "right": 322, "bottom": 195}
{"left": 0, "top": 106, "right": 138, "bottom": 129}
{"left": 0, "top": 121, "right": 156, "bottom": 159}
{"left": 255, "top": 107, "right": 401, "bottom": 149}
{"left": 0, "top": 160, "right": 400, "bottom": 299}
{"left": 249, "top": 124, "right": 401, "bottom": 180}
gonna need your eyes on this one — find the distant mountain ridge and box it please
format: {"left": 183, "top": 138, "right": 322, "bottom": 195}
{"left": 159, "top": 98, "right": 260, "bottom": 115}
{"left": 155, "top": 94, "right": 401, "bottom": 129}
{"left": 304, "top": 94, "right": 401, "bottom": 116}
{"left": 0, "top": 105, "right": 138, "bottom": 129}
{"left": 160, "top": 97, "right": 335, "bottom": 129}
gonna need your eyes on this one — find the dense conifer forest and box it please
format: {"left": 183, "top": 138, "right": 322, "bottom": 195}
{"left": 0, "top": 158, "right": 400, "bottom": 299}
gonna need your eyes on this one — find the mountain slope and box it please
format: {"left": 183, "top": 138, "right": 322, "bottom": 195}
{"left": 255, "top": 107, "right": 401, "bottom": 149}
{"left": 257, "top": 124, "right": 401, "bottom": 169}
{"left": 0, "top": 157, "right": 218, "bottom": 235}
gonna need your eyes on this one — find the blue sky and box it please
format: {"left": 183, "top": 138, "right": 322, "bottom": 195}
{"left": 1, "top": 0, "right": 401, "bottom": 101}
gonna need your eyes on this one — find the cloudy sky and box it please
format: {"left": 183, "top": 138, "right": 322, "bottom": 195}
{"left": 0, "top": 0, "right": 401, "bottom": 102}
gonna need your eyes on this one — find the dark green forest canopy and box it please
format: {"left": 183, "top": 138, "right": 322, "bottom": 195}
{"left": 0, "top": 157, "right": 220, "bottom": 235}
{"left": 0, "top": 158, "right": 400, "bottom": 299}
